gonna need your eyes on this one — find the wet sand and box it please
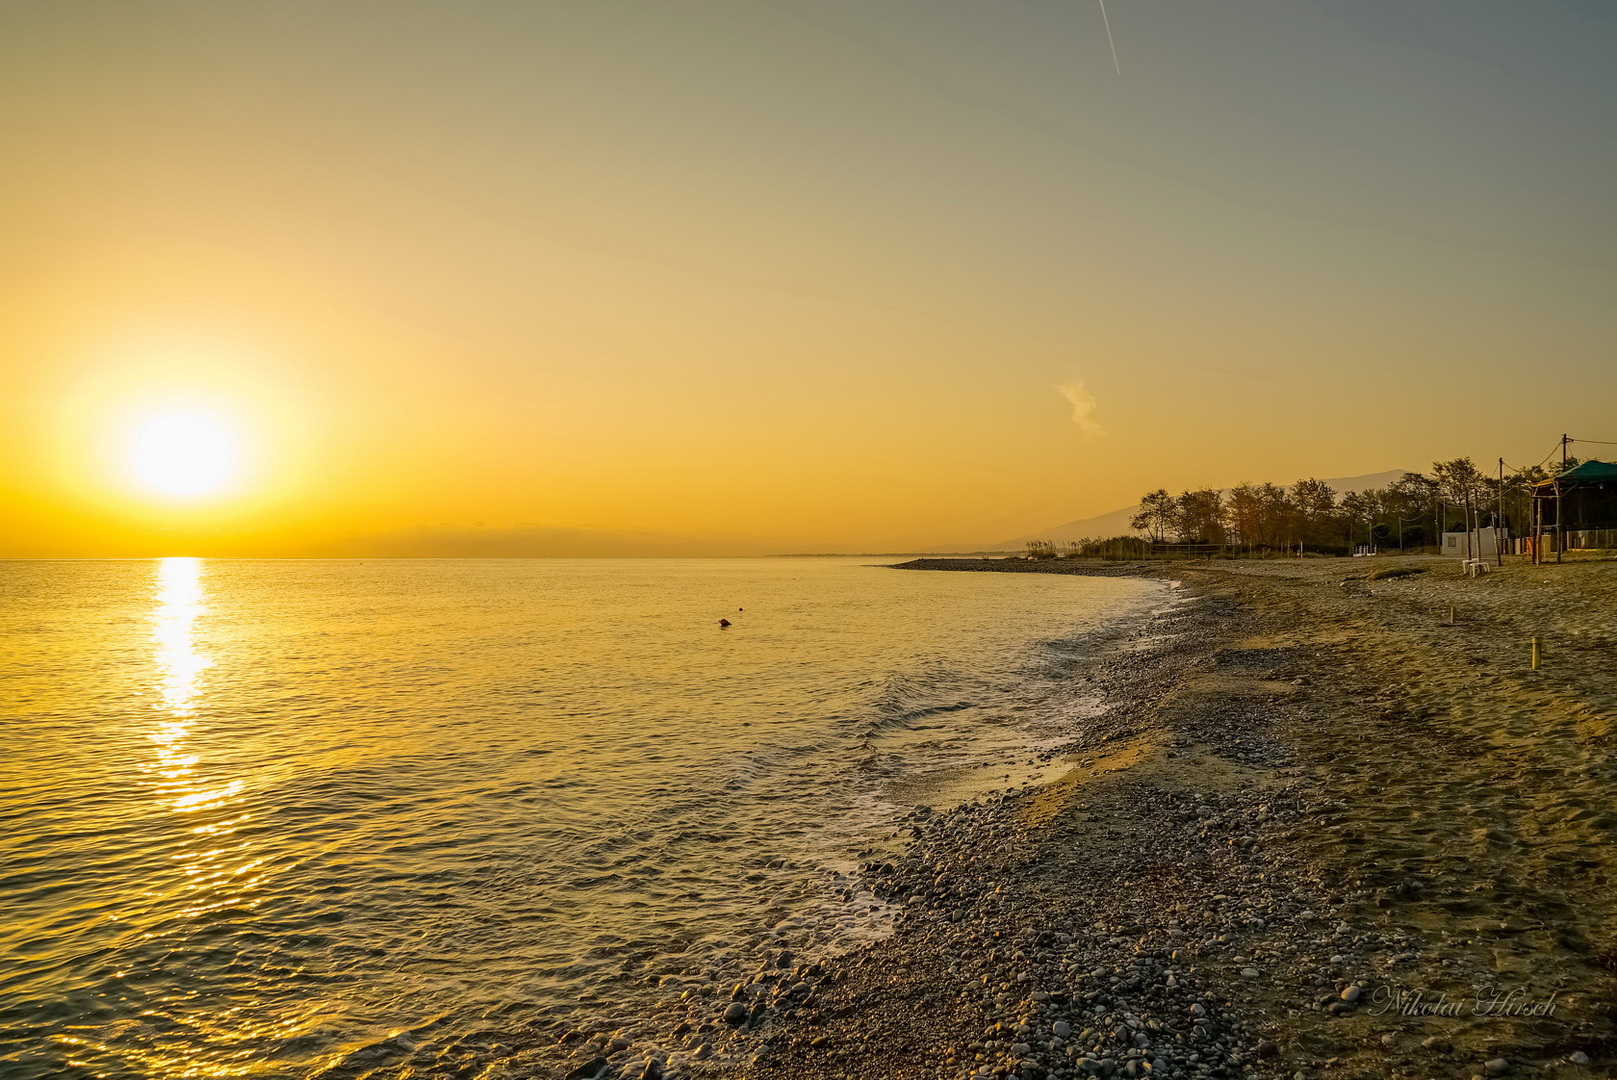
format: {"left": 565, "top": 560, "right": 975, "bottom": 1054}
{"left": 727, "top": 556, "right": 1617, "bottom": 1080}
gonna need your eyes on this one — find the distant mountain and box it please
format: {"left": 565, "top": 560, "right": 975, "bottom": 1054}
{"left": 991, "top": 469, "right": 1410, "bottom": 550}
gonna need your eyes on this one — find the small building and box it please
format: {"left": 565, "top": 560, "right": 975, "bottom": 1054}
{"left": 1441, "top": 527, "right": 1499, "bottom": 558}
{"left": 1531, "top": 460, "right": 1617, "bottom": 550}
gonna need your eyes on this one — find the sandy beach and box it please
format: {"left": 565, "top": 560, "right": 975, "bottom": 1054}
{"left": 729, "top": 555, "right": 1617, "bottom": 1080}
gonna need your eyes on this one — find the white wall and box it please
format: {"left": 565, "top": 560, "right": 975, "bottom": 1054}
{"left": 1442, "top": 528, "right": 1498, "bottom": 557}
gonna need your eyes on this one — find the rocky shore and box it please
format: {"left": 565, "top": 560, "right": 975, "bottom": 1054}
{"left": 719, "top": 556, "right": 1616, "bottom": 1080}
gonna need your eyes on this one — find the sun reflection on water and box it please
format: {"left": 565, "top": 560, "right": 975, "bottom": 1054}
{"left": 153, "top": 556, "right": 211, "bottom": 717}
{"left": 148, "top": 558, "right": 239, "bottom": 815}
{"left": 128, "top": 561, "right": 289, "bottom": 1074}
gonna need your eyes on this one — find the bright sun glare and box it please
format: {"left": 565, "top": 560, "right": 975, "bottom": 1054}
{"left": 127, "top": 410, "right": 242, "bottom": 497}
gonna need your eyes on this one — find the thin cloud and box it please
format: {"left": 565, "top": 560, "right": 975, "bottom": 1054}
{"left": 1056, "top": 380, "right": 1105, "bottom": 438}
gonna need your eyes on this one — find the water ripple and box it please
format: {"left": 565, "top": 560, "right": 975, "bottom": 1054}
{"left": 0, "top": 557, "right": 1160, "bottom": 1078}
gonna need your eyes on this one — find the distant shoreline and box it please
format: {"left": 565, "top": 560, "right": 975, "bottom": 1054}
{"left": 889, "top": 556, "right": 1165, "bottom": 577}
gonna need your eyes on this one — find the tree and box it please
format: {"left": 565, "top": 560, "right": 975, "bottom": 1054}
{"left": 1225, "top": 483, "right": 1264, "bottom": 550}
{"left": 1290, "top": 478, "right": 1337, "bottom": 518}
{"left": 1390, "top": 472, "right": 1437, "bottom": 501}
{"left": 1130, "top": 489, "right": 1177, "bottom": 544}
{"left": 1432, "top": 458, "right": 1486, "bottom": 538}
{"left": 1256, "top": 483, "right": 1290, "bottom": 548}
{"left": 1339, "top": 490, "right": 1375, "bottom": 546}
{"left": 1386, "top": 472, "right": 1439, "bottom": 548}
{"left": 1289, "top": 478, "right": 1338, "bottom": 547}
{"left": 1432, "top": 458, "right": 1485, "bottom": 507}
{"left": 1175, "top": 489, "right": 1226, "bottom": 544}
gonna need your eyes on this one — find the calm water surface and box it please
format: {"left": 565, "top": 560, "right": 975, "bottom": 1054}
{"left": 0, "top": 558, "right": 1162, "bottom": 1078}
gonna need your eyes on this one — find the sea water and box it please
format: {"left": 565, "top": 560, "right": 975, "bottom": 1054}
{"left": 0, "top": 557, "right": 1162, "bottom": 1078}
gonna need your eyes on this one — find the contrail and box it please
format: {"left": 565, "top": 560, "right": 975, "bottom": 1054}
{"left": 1097, "top": 0, "right": 1120, "bottom": 74}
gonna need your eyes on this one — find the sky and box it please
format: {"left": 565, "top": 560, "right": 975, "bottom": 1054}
{"left": 2, "top": 1, "right": 1614, "bottom": 556}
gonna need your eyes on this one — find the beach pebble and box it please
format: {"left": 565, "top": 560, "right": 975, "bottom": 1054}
{"left": 1241, "top": 967, "right": 1261, "bottom": 978}
{"left": 722, "top": 1002, "right": 747, "bottom": 1025}
{"left": 1569, "top": 1051, "right": 1591, "bottom": 1065}
{"left": 1339, "top": 985, "right": 1362, "bottom": 1003}
{"left": 1053, "top": 1021, "right": 1072, "bottom": 1038}
{"left": 1484, "top": 1058, "right": 1510, "bottom": 1074}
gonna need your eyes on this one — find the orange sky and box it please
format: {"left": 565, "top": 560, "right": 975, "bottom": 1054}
{"left": 3, "top": 2, "right": 1615, "bottom": 556}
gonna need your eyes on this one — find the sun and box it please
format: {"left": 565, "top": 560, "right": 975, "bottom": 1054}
{"left": 126, "top": 409, "right": 243, "bottom": 497}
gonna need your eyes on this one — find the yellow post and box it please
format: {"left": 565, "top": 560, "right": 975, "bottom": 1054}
{"left": 1531, "top": 637, "right": 1542, "bottom": 670}
{"left": 1448, "top": 605, "right": 1456, "bottom": 625}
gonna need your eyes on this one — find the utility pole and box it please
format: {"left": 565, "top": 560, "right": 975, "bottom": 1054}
{"left": 1557, "top": 477, "right": 1565, "bottom": 563}
{"left": 1532, "top": 490, "right": 1541, "bottom": 565}
{"left": 1562, "top": 434, "right": 1570, "bottom": 468}
{"left": 1468, "top": 485, "right": 1481, "bottom": 562}
{"left": 1497, "top": 457, "right": 1505, "bottom": 566}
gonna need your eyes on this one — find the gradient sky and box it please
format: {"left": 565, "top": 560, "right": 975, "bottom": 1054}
{"left": 3, "top": 1, "right": 1615, "bottom": 555}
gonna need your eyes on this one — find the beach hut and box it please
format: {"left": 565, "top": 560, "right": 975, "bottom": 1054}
{"left": 1441, "top": 527, "right": 1500, "bottom": 558}
{"left": 1530, "top": 460, "right": 1617, "bottom": 560}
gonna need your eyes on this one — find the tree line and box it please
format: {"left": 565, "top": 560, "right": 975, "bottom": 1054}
{"left": 1101, "top": 457, "right": 1573, "bottom": 555}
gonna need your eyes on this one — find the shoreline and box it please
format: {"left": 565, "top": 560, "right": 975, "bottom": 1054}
{"left": 729, "top": 556, "right": 1616, "bottom": 1080}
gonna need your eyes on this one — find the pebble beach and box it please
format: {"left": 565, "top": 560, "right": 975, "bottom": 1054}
{"left": 707, "top": 556, "right": 1617, "bottom": 1080}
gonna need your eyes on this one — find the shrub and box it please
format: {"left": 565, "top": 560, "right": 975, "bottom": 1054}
{"left": 1367, "top": 564, "right": 1426, "bottom": 581}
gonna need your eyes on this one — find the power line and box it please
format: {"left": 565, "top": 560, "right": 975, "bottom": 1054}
{"left": 1530, "top": 441, "right": 1563, "bottom": 470}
